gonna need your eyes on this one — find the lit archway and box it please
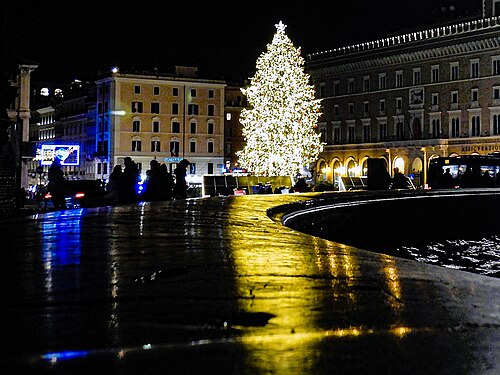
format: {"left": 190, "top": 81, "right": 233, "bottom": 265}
{"left": 360, "top": 157, "right": 369, "bottom": 177}
{"left": 393, "top": 157, "right": 405, "bottom": 175}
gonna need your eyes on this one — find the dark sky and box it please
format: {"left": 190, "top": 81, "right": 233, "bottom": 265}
{"left": 3, "top": 0, "right": 482, "bottom": 84}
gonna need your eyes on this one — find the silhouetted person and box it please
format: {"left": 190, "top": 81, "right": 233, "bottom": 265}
{"left": 438, "top": 168, "right": 454, "bottom": 189}
{"left": 143, "top": 159, "right": 162, "bottom": 201}
{"left": 482, "top": 170, "right": 494, "bottom": 187}
{"left": 293, "top": 177, "right": 309, "bottom": 192}
{"left": 461, "top": 166, "right": 473, "bottom": 187}
{"left": 391, "top": 167, "right": 409, "bottom": 189}
{"left": 106, "top": 164, "right": 123, "bottom": 204}
{"left": 122, "top": 157, "right": 140, "bottom": 203}
{"left": 158, "top": 163, "right": 174, "bottom": 200}
{"left": 48, "top": 158, "right": 67, "bottom": 209}
{"left": 174, "top": 159, "right": 190, "bottom": 199}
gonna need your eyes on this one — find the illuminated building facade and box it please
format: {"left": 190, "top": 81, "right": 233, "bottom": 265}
{"left": 95, "top": 66, "right": 226, "bottom": 185}
{"left": 307, "top": 1, "right": 500, "bottom": 187}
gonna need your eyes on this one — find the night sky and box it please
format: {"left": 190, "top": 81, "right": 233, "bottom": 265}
{"left": 2, "top": 0, "right": 482, "bottom": 84}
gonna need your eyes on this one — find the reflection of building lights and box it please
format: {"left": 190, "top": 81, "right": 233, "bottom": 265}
{"left": 390, "top": 325, "right": 413, "bottom": 338}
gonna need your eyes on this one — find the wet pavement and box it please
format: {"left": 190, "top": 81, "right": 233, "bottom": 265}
{"left": 1, "top": 193, "right": 500, "bottom": 374}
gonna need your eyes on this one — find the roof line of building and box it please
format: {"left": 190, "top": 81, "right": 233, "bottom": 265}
{"left": 307, "top": 16, "right": 500, "bottom": 61}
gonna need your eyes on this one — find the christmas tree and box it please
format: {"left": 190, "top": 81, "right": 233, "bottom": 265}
{"left": 237, "top": 21, "right": 324, "bottom": 176}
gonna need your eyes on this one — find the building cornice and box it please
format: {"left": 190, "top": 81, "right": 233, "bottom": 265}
{"left": 309, "top": 36, "right": 500, "bottom": 77}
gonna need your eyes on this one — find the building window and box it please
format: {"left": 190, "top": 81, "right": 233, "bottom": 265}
{"left": 133, "top": 120, "right": 140, "bottom": 132}
{"left": 450, "top": 62, "right": 459, "bottom": 80}
{"left": 226, "top": 112, "right": 232, "bottom": 121}
{"left": 451, "top": 91, "right": 458, "bottom": 104}
{"left": 319, "top": 82, "right": 326, "bottom": 97}
{"left": 208, "top": 104, "right": 215, "bottom": 116}
{"left": 348, "top": 78, "right": 355, "bottom": 94}
{"left": 363, "top": 76, "right": 370, "bottom": 92}
{"left": 208, "top": 163, "right": 214, "bottom": 174}
{"left": 151, "top": 140, "right": 161, "bottom": 152}
{"left": 412, "top": 68, "right": 421, "bottom": 85}
{"left": 493, "top": 56, "right": 500, "bottom": 75}
{"left": 379, "top": 99, "right": 385, "bottom": 114}
{"left": 494, "top": 115, "right": 500, "bottom": 135}
{"left": 209, "top": 89, "right": 214, "bottom": 98}
{"left": 333, "top": 80, "right": 340, "bottom": 96}
{"left": 188, "top": 104, "right": 199, "bottom": 115}
{"left": 208, "top": 122, "right": 214, "bottom": 134}
{"left": 431, "top": 65, "right": 440, "bottom": 83}
{"left": 431, "top": 93, "right": 439, "bottom": 106}
{"left": 189, "top": 140, "right": 196, "bottom": 153}
{"left": 378, "top": 73, "right": 386, "bottom": 90}
{"left": 132, "top": 140, "right": 142, "bottom": 152}
{"left": 493, "top": 86, "right": 500, "bottom": 100}
{"left": 379, "top": 123, "right": 387, "bottom": 141}
{"left": 395, "top": 71, "right": 403, "bottom": 88}
{"left": 333, "top": 127, "right": 341, "bottom": 144}
{"left": 152, "top": 120, "right": 160, "bottom": 132}
{"left": 173, "top": 87, "right": 179, "bottom": 96}
{"left": 470, "top": 59, "right": 480, "bottom": 78}
{"left": 348, "top": 103, "right": 354, "bottom": 115}
{"left": 363, "top": 124, "right": 370, "bottom": 142}
{"left": 153, "top": 86, "right": 160, "bottom": 95}
{"left": 172, "top": 103, "right": 179, "bottom": 114}
{"left": 134, "top": 85, "right": 141, "bottom": 94}
{"left": 347, "top": 126, "right": 355, "bottom": 143}
{"left": 172, "top": 121, "right": 180, "bottom": 133}
{"left": 363, "top": 101, "right": 369, "bottom": 116}
{"left": 451, "top": 118, "right": 460, "bottom": 138}
{"left": 396, "top": 121, "right": 404, "bottom": 140}
{"left": 471, "top": 88, "right": 479, "bottom": 103}
{"left": 396, "top": 97, "right": 403, "bottom": 111}
{"left": 170, "top": 140, "right": 179, "bottom": 156}
{"left": 432, "top": 118, "right": 441, "bottom": 138}
{"left": 190, "top": 88, "right": 197, "bottom": 97}
{"left": 132, "top": 101, "right": 143, "bottom": 113}
{"left": 207, "top": 140, "right": 214, "bottom": 153}
{"left": 334, "top": 105, "right": 339, "bottom": 116}
{"left": 190, "top": 121, "right": 197, "bottom": 134}
{"left": 471, "top": 115, "right": 481, "bottom": 136}
{"left": 151, "top": 102, "right": 160, "bottom": 114}
{"left": 320, "top": 128, "right": 326, "bottom": 143}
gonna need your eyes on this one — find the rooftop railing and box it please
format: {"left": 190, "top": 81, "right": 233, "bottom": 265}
{"left": 308, "top": 16, "right": 500, "bottom": 60}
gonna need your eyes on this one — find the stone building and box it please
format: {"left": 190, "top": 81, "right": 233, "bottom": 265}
{"left": 95, "top": 66, "right": 226, "bottom": 186}
{"left": 223, "top": 84, "right": 247, "bottom": 172}
{"left": 307, "top": 0, "right": 500, "bottom": 187}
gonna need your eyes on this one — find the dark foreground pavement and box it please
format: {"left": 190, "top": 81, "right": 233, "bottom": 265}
{"left": 1, "top": 193, "right": 499, "bottom": 374}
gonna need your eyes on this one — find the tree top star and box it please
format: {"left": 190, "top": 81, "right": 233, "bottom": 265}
{"left": 275, "top": 21, "right": 287, "bottom": 33}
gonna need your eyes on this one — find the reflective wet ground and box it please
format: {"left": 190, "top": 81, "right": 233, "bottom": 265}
{"left": 1, "top": 193, "right": 500, "bottom": 374}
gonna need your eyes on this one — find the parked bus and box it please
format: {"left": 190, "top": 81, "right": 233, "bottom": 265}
{"left": 427, "top": 154, "right": 500, "bottom": 189}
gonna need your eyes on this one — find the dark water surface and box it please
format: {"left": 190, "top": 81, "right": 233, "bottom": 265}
{"left": 282, "top": 191, "right": 500, "bottom": 279}
{"left": 396, "top": 236, "right": 500, "bottom": 278}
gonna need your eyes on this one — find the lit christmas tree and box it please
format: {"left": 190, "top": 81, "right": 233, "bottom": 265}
{"left": 237, "top": 21, "right": 324, "bottom": 176}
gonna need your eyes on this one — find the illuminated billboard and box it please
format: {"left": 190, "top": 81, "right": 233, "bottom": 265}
{"left": 40, "top": 145, "right": 80, "bottom": 166}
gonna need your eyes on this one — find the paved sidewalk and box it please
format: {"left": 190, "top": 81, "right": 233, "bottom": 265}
{"left": 1, "top": 193, "right": 499, "bottom": 374}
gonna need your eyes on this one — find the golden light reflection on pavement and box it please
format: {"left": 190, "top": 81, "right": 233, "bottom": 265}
{"left": 226, "top": 194, "right": 419, "bottom": 372}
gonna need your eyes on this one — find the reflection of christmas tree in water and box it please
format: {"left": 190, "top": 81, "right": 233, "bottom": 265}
{"left": 237, "top": 21, "right": 323, "bottom": 176}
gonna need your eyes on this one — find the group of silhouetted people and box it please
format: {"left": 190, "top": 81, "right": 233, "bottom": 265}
{"left": 104, "top": 157, "right": 190, "bottom": 204}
